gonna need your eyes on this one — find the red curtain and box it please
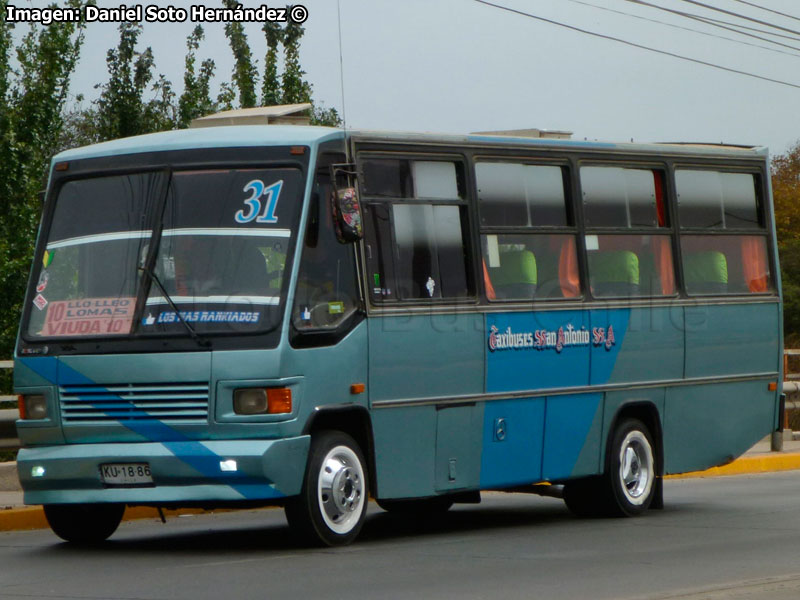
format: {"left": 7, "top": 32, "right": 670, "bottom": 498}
{"left": 741, "top": 236, "right": 768, "bottom": 292}
{"left": 559, "top": 237, "right": 580, "bottom": 298}
{"left": 483, "top": 260, "right": 496, "bottom": 300}
{"left": 653, "top": 236, "right": 675, "bottom": 295}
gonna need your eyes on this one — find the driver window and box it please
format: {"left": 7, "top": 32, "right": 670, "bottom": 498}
{"left": 292, "top": 163, "right": 359, "bottom": 332}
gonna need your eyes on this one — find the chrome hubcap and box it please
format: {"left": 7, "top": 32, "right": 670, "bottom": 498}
{"left": 317, "top": 445, "right": 365, "bottom": 534}
{"left": 619, "top": 430, "right": 654, "bottom": 505}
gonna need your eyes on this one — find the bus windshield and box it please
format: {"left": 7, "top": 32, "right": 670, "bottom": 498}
{"left": 25, "top": 166, "right": 302, "bottom": 340}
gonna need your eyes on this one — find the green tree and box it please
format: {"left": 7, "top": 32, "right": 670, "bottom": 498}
{"left": 261, "top": 21, "right": 282, "bottom": 106}
{"left": 0, "top": 0, "right": 87, "bottom": 388}
{"left": 178, "top": 26, "right": 216, "bottom": 128}
{"left": 281, "top": 19, "right": 312, "bottom": 104}
{"left": 222, "top": 0, "right": 258, "bottom": 108}
{"left": 771, "top": 143, "right": 800, "bottom": 344}
{"left": 219, "top": 5, "right": 341, "bottom": 127}
{"left": 57, "top": 100, "right": 102, "bottom": 151}
{"left": 311, "top": 104, "right": 342, "bottom": 127}
{"left": 94, "top": 21, "right": 178, "bottom": 140}
{"left": 772, "top": 143, "right": 800, "bottom": 243}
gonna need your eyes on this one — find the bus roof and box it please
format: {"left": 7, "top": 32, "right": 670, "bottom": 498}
{"left": 350, "top": 130, "right": 769, "bottom": 157}
{"left": 53, "top": 125, "right": 346, "bottom": 163}
{"left": 53, "top": 125, "right": 769, "bottom": 164}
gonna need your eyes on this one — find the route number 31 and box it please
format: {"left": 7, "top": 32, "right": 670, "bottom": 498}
{"left": 235, "top": 179, "right": 283, "bottom": 224}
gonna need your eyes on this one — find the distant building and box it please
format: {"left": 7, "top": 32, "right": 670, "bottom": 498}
{"left": 190, "top": 104, "right": 313, "bottom": 128}
{"left": 471, "top": 128, "right": 572, "bottom": 139}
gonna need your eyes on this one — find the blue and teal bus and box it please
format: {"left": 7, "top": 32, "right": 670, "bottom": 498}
{"left": 13, "top": 124, "right": 783, "bottom": 545}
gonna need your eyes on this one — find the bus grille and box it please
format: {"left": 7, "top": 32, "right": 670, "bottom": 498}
{"left": 59, "top": 382, "right": 210, "bottom": 423}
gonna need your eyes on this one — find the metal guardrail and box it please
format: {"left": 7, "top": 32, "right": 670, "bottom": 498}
{"left": 0, "top": 360, "right": 14, "bottom": 404}
{"left": 0, "top": 360, "right": 18, "bottom": 449}
{"left": 1, "top": 352, "right": 800, "bottom": 452}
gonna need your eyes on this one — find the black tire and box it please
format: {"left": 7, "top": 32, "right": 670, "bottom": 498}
{"left": 605, "top": 418, "right": 657, "bottom": 517}
{"left": 44, "top": 503, "right": 125, "bottom": 544}
{"left": 563, "top": 418, "right": 657, "bottom": 518}
{"left": 285, "top": 431, "right": 369, "bottom": 546}
{"left": 562, "top": 477, "right": 607, "bottom": 518}
{"left": 376, "top": 496, "right": 454, "bottom": 516}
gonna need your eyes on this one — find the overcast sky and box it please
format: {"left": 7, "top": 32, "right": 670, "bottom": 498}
{"left": 14, "top": 0, "right": 800, "bottom": 155}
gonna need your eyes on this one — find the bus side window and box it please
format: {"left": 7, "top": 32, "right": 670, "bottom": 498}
{"left": 477, "top": 162, "right": 579, "bottom": 300}
{"left": 361, "top": 157, "right": 473, "bottom": 302}
{"left": 676, "top": 170, "right": 771, "bottom": 295}
{"left": 581, "top": 167, "right": 675, "bottom": 298}
{"left": 292, "top": 171, "right": 359, "bottom": 331}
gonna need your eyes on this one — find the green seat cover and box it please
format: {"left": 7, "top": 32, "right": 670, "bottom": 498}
{"left": 589, "top": 250, "right": 640, "bottom": 285}
{"left": 492, "top": 249, "right": 537, "bottom": 286}
{"left": 683, "top": 251, "right": 728, "bottom": 285}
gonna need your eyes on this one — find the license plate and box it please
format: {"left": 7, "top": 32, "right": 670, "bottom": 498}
{"left": 100, "top": 463, "right": 153, "bottom": 486}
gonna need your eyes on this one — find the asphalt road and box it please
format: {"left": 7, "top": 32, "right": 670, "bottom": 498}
{"left": 2, "top": 473, "right": 800, "bottom": 600}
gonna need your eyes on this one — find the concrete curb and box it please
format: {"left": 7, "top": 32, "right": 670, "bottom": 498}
{"left": 3, "top": 452, "right": 800, "bottom": 534}
{"left": 665, "top": 452, "right": 800, "bottom": 479}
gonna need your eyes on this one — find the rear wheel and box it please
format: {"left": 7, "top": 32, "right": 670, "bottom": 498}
{"left": 44, "top": 503, "right": 125, "bottom": 544}
{"left": 607, "top": 418, "right": 656, "bottom": 516}
{"left": 563, "top": 418, "right": 657, "bottom": 518}
{"left": 285, "top": 431, "right": 368, "bottom": 546}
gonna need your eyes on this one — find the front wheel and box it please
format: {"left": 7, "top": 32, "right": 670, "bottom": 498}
{"left": 44, "top": 503, "right": 125, "bottom": 544}
{"left": 285, "top": 431, "right": 369, "bottom": 546}
{"left": 607, "top": 418, "right": 656, "bottom": 516}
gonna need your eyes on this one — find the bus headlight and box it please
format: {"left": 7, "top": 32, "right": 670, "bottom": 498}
{"left": 18, "top": 394, "right": 47, "bottom": 420}
{"left": 233, "top": 388, "right": 292, "bottom": 415}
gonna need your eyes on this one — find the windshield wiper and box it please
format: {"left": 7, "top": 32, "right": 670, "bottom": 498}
{"left": 137, "top": 265, "right": 211, "bottom": 348}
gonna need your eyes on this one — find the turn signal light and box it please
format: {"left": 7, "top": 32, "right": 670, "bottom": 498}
{"left": 768, "top": 382, "right": 778, "bottom": 391}
{"left": 266, "top": 388, "right": 292, "bottom": 414}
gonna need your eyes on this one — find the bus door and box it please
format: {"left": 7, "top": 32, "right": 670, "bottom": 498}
{"left": 358, "top": 150, "right": 484, "bottom": 498}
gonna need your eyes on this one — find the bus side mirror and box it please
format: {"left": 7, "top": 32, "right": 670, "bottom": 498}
{"left": 331, "top": 186, "right": 362, "bottom": 243}
{"left": 330, "top": 163, "right": 363, "bottom": 244}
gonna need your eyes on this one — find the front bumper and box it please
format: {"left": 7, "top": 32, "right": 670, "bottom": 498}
{"left": 17, "top": 436, "right": 310, "bottom": 506}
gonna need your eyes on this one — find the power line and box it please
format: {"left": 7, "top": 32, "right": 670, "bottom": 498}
{"left": 625, "top": 0, "right": 800, "bottom": 52}
{"left": 565, "top": 0, "right": 800, "bottom": 59}
{"left": 675, "top": 0, "right": 800, "bottom": 37}
{"left": 697, "top": 13, "right": 800, "bottom": 42}
{"left": 472, "top": 0, "right": 800, "bottom": 90}
{"left": 730, "top": 0, "right": 800, "bottom": 24}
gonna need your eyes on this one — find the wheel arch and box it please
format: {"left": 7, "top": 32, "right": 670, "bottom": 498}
{"left": 302, "top": 404, "right": 377, "bottom": 496}
{"left": 603, "top": 401, "right": 664, "bottom": 478}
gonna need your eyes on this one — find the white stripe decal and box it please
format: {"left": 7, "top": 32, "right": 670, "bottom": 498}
{"left": 47, "top": 231, "right": 152, "bottom": 249}
{"left": 47, "top": 228, "right": 291, "bottom": 249}
{"left": 161, "top": 228, "right": 291, "bottom": 238}
{"left": 146, "top": 295, "right": 280, "bottom": 306}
